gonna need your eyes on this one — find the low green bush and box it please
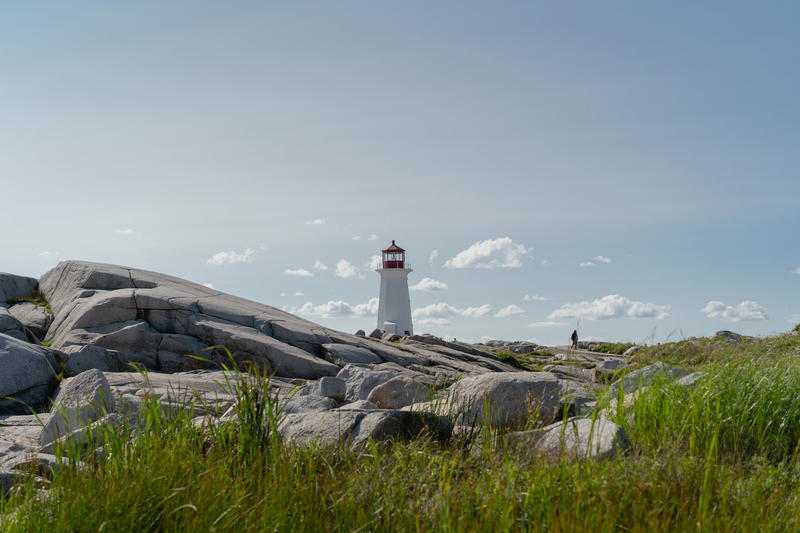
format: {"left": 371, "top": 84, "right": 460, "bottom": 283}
{"left": 591, "top": 342, "right": 636, "bottom": 355}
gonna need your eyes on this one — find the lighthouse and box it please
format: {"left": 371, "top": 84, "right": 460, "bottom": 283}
{"left": 376, "top": 240, "right": 414, "bottom": 335}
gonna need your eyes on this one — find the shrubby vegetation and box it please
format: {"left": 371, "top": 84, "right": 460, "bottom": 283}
{"left": 4, "top": 332, "right": 800, "bottom": 531}
{"left": 590, "top": 342, "right": 635, "bottom": 355}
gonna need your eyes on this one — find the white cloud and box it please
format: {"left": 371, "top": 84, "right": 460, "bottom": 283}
{"left": 367, "top": 254, "right": 382, "bottom": 270}
{"left": 293, "top": 297, "right": 379, "bottom": 318}
{"left": 417, "top": 317, "right": 452, "bottom": 326}
{"left": 443, "top": 237, "right": 529, "bottom": 269}
{"left": 115, "top": 228, "right": 138, "bottom": 236}
{"left": 413, "top": 302, "right": 493, "bottom": 324}
{"left": 495, "top": 304, "right": 525, "bottom": 318}
{"left": 523, "top": 294, "right": 548, "bottom": 302}
{"left": 528, "top": 320, "right": 569, "bottom": 328}
{"left": 335, "top": 259, "right": 359, "bottom": 279}
{"left": 792, "top": 267, "right": 800, "bottom": 275}
{"left": 428, "top": 249, "right": 439, "bottom": 265}
{"left": 284, "top": 268, "right": 314, "bottom": 277}
{"left": 38, "top": 251, "right": 59, "bottom": 257}
{"left": 368, "top": 234, "right": 380, "bottom": 241}
{"left": 410, "top": 277, "right": 449, "bottom": 292}
{"left": 294, "top": 292, "right": 304, "bottom": 297}
{"left": 701, "top": 300, "right": 768, "bottom": 322}
{"left": 579, "top": 255, "right": 612, "bottom": 267}
{"left": 305, "top": 219, "right": 325, "bottom": 225}
{"left": 461, "top": 304, "right": 493, "bottom": 317}
{"left": 207, "top": 248, "right": 256, "bottom": 266}
{"left": 547, "top": 294, "right": 671, "bottom": 320}
{"left": 313, "top": 260, "right": 328, "bottom": 271}
{"left": 202, "top": 283, "right": 215, "bottom": 289}
{"left": 352, "top": 235, "right": 362, "bottom": 241}
{"left": 541, "top": 259, "right": 551, "bottom": 267}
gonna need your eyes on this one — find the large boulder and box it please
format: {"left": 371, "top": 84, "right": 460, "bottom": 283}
{"left": 366, "top": 375, "right": 430, "bottom": 409}
{"left": 448, "top": 372, "right": 563, "bottom": 428}
{"left": 0, "top": 333, "right": 58, "bottom": 413}
{"left": 40, "top": 369, "right": 116, "bottom": 445}
{"left": 0, "top": 274, "right": 37, "bottom": 304}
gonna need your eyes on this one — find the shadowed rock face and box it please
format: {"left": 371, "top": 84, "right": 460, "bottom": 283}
{"left": 39, "top": 261, "right": 515, "bottom": 380}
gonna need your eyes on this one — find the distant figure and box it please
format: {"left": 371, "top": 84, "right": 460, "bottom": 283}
{"left": 570, "top": 330, "right": 579, "bottom": 350}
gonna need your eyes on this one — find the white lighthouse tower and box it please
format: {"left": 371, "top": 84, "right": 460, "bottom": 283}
{"left": 376, "top": 240, "right": 414, "bottom": 335}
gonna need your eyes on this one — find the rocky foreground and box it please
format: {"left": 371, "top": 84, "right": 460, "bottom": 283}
{"left": 0, "top": 261, "right": 693, "bottom": 495}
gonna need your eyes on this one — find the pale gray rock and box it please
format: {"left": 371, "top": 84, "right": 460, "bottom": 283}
{"left": 622, "top": 346, "right": 641, "bottom": 357}
{"left": 40, "top": 413, "right": 118, "bottom": 455}
{"left": 558, "top": 380, "right": 597, "bottom": 417}
{"left": 715, "top": 330, "right": 742, "bottom": 342}
{"left": 609, "top": 362, "right": 689, "bottom": 395}
{"left": 0, "top": 274, "right": 37, "bottom": 304}
{"left": 282, "top": 395, "right": 337, "bottom": 414}
{"left": 40, "top": 369, "right": 116, "bottom": 445}
{"left": 0, "top": 333, "right": 58, "bottom": 413}
{"left": 349, "top": 410, "right": 451, "bottom": 446}
{"left": 157, "top": 333, "right": 215, "bottom": 372}
{"left": 278, "top": 409, "right": 451, "bottom": 448}
{"left": 448, "top": 372, "right": 563, "bottom": 428}
{"left": 62, "top": 345, "right": 119, "bottom": 375}
{"left": 321, "top": 343, "right": 382, "bottom": 365}
{"left": 0, "top": 307, "right": 30, "bottom": 342}
{"left": 338, "top": 399, "right": 378, "bottom": 410}
{"left": 675, "top": 371, "right": 708, "bottom": 388}
{"left": 543, "top": 364, "right": 594, "bottom": 382}
{"left": 307, "top": 376, "right": 346, "bottom": 402}
{"left": 366, "top": 375, "right": 430, "bottom": 409}
{"left": 36, "top": 261, "right": 519, "bottom": 381}
{"left": 336, "top": 364, "right": 406, "bottom": 401}
{"left": 279, "top": 410, "right": 363, "bottom": 447}
{"left": 8, "top": 303, "right": 52, "bottom": 340}
{"left": 595, "top": 359, "right": 624, "bottom": 373}
{"left": 507, "top": 417, "right": 631, "bottom": 459}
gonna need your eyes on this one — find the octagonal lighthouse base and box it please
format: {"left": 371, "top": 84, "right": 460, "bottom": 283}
{"left": 376, "top": 268, "right": 413, "bottom": 336}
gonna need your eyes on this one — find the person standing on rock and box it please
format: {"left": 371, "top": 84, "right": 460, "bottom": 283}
{"left": 570, "top": 330, "right": 579, "bottom": 350}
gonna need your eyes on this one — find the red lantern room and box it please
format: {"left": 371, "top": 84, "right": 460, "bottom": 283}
{"left": 382, "top": 240, "right": 406, "bottom": 269}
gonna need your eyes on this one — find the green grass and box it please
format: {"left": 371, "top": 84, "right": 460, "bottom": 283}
{"left": 591, "top": 342, "right": 635, "bottom": 355}
{"left": 5, "top": 331, "right": 800, "bottom": 531}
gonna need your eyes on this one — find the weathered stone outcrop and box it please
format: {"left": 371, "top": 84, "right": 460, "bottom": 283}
{"left": 0, "top": 334, "right": 59, "bottom": 413}
{"left": 37, "top": 261, "right": 516, "bottom": 381}
{"left": 448, "top": 372, "right": 563, "bottom": 428}
{"left": 0, "top": 274, "right": 37, "bottom": 305}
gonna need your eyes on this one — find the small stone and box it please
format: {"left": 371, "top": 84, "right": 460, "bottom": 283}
{"left": 307, "top": 376, "right": 346, "bottom": 402}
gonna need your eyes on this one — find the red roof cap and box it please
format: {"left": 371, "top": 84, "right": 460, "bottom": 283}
{"left": 382, "top": 240, "right": 405, "bottom": 253}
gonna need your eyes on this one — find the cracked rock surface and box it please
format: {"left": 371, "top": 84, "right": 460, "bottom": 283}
{"left": 39, "top": 261, "right": 516, "bottom": 380}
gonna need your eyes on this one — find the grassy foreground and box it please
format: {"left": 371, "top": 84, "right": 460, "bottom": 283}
{"left": 4, "top": 331, "right": 800, "bottom": 531}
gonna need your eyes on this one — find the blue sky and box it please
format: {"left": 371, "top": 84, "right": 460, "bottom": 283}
{"left": 1, "top": 2, "right": 798, "bottom": 345}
